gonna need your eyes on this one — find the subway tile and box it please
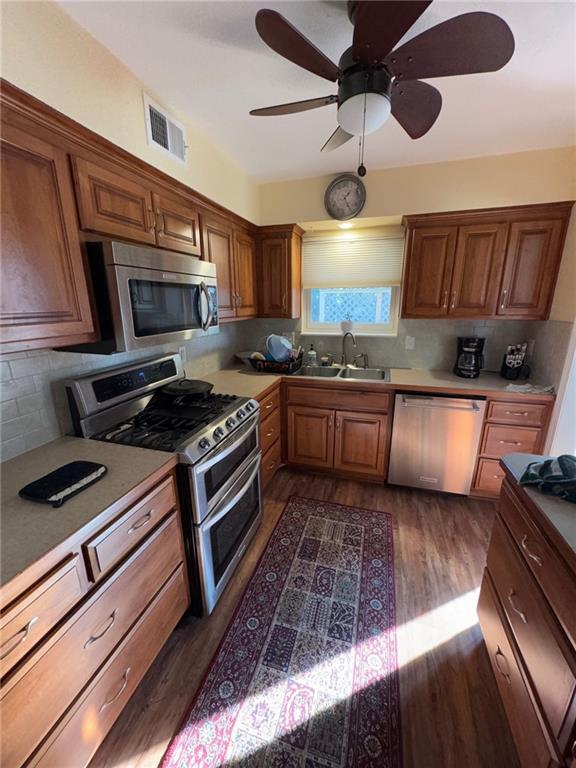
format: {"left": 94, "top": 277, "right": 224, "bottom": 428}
{"left": 0, "top": 377, "right": 35, "bottom": 403}
{"left": 0, "top": 351, "right": 27, "bottom": 361}
{"left": 9, "top": 355, "right": 52, "bottom": 378}
{"left": 0, "top": 436, "right": 27, "bottom": 461}
{"left": 24, "top": 425, "right": 60, "bottom": 452}
{"left": 1, "top": 416, "right": 24, "bottom": 441}
{"left": 1, "top": 399, "right": 19, "bottom": 421}
{"left": 0, "top": 361, "right": 12, "bottom": 381}
{"left": 16, "top": 391, "right": 46, "bottom": 415}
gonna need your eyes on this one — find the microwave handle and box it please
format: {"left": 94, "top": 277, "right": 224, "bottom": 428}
{"left": 198, "top": 282, "right": 213, "bottom": 331}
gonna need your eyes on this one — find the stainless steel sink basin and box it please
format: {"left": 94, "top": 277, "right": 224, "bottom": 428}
{"left": 294, "top": 365, "right": 342, "bottom": 377}
{"left": 339, "top": 368, "right": 390, "bottom": 381}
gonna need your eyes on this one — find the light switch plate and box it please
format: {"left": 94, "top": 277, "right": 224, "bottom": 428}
{"left": 405, "top": 336, "right": 416, "bottom": 351}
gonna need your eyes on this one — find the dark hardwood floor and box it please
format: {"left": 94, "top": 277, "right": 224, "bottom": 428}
{"left": 89, "top": 468, "right": 519, "bottom": 768}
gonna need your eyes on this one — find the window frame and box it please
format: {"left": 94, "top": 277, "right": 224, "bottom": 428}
{"left": 301, "top": 285, "right": 400, "bottom": 337}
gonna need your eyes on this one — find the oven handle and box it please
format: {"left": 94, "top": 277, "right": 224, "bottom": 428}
{"left": 202, "top": 455, "right": 261, "bottom": 532}
{"left": 195, "top": 413, "right": 259, "bottom": 474}
{"left": 198, "top": 282, "right": 213, "bottom": 332}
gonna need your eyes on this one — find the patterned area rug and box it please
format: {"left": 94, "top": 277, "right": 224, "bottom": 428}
{"left": 162, "top": 496, "right": 400, "bottom": 768}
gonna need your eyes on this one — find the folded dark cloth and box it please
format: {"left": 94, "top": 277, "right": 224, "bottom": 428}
{"left": 520, "top": 455, "right": 576, "bottom": 504}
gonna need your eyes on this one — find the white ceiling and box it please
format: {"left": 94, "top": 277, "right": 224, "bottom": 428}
{"left": 59, "top": 1, "right": 576, "bottom": 182}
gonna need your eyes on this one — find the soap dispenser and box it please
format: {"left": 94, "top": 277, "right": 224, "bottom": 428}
{"left": 307, "top": 344, "right": 317, "bottom": 365}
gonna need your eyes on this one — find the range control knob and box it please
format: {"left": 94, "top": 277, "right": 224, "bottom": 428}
{"left": 226, "top": 417, "right": 237, "bottom": 429}
{"left": 236, "top": 408, "right": 246, "bottom": 419}
{"left": 213, "top": 427, "right": 225, "bottom": 440}
{"left": 198, "top": 438, "right": 211, "bottom": 451}
{"left": 245, "top": 401, "right": 254, "bottom": 412}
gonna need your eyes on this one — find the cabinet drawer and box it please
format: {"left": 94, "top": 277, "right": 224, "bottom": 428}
{"left": 260, "top": 408, "right": 281, "bottom": 455}
{"left": 1, "top": 513, "right": 183, "bottom": 768}
{"left": 84, "top": 475, "right": 177, "bottom": 580}
{"left": 258, "top": 386, "right": 280, "bottom": 416}
{"left": 30, "top": 565, "right": 188, "bottom": 768}
{"left": 487, "top": 401, "right": 549, "bottom": 427}
{"left": 481, "top": 424, "right": 541, "bottom": 459}
{"left": 500, "top": 483, "right": 576, "bottom": 650}
{"left": 488, "top": 518, "right": 576, "bottom": 737}
{"left": 285, "top": 385, "right": 390, "bottom": 413}
{"left": 477, "top": 572, "right": 560, "bottom": 768}
{"left": 1, "top": 557, "right": 84, "bottom": 678}
{"left": 474, "top": 458, "right": 506, "bottom": 496}
{"left": 261, "top": 440, "right": 282, "bottom": 490}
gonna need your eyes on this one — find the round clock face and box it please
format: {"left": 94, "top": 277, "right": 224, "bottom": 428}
{"left": 324, "top": 174, "right": 366, "bottom": 221}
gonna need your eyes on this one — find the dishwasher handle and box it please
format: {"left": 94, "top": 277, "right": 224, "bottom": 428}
{"left": 400, "top": 394, "right": 482, "bottom": 412}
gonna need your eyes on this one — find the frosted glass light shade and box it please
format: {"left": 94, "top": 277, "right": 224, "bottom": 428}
{"left": 337, "top": 92, "right": 391, "bottom": 135}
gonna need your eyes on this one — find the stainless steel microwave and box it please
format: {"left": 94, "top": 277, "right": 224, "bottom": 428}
{"left": 63, "top": 241, "right": 218, "bottom": 354}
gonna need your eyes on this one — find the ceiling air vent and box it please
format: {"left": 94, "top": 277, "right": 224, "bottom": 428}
{"left": 143, "top": 94, "right": 187, "bottom": 164}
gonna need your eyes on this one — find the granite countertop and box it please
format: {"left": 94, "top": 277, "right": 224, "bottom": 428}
{"left": 502, "top": 453, "right": 576, "bottom": 556}
{"left": 200, "top": 366, "right": 553, "bottom": 400}
{"left": 0, "top": 437, "right": 175, "bottom": 587}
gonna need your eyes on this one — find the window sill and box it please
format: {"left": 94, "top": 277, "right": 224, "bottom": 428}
{"left": 299, "top": 331, "right": 399, "bottom": 338}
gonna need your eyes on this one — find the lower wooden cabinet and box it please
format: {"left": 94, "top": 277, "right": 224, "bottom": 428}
{"left": 478, "top": 470, "right": 576, "bottom": 768}
{"left": 258, "top": 384, "right": 283, "bottom": 489}
{"left": 285, "top": 387, "right": 389, "bottom": 480}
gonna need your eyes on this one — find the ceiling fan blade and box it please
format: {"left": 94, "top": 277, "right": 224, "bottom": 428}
{"left": 352, "top": 1, "right": 432, "bottom": 65}
{"left": 256, "top": 9, "right": 339, "bottom": 82}
{"left": 250, "top": 95, "right": 338, "bottom": 117}
{"left": 321, "top": 126, "right": 354, "bottom": 152}
{"left": 386, "top": 12, "right": 515, "bottom": 80}
{"left": 391, "top": 80, "right": 442, "bottom": 139}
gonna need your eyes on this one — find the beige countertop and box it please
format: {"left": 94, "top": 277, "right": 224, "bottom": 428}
{"left": 200, "top": 366, "right": 553, "bottom": 400}
{"left": 0, "top": 437, "right": 175, "bottom": 587}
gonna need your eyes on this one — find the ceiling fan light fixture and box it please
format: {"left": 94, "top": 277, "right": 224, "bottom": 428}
{"left": 337, "top": 92, "right": 391, "bottom": 135}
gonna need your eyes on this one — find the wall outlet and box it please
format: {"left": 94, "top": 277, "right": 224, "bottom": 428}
{"left": 405, "top": 336, "right": 416, "bottom": 351}
{"left": 178, "top": 345, "right": 187, "bottom": 363}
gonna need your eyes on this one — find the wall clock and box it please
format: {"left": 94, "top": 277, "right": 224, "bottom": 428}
{"left": 324, "top": 173, "right": 366, "bottom": 221}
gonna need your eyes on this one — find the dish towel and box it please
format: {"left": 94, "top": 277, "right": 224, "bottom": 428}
{"left": 520, "top": 455, "right": 576, "bottom": 504}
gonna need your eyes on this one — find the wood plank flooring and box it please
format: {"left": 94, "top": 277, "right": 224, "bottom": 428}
{"left": 89, "top": 469, "right": 519, "bottom": 768}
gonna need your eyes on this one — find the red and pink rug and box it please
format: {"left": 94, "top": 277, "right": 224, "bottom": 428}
{"left": 163, "top": 496, "right": 400, "bottom": 768}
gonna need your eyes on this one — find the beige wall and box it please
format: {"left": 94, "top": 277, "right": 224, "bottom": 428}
{"left": 0, "top": 0, "right": 259, "bottom": 222}
{"left": 552, "top": 211, "right": 576, "bottom": 321}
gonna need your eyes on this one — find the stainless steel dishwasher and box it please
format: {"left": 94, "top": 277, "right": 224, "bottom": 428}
{"left": 388, "top": 393, "right": 486, "bottom": 495}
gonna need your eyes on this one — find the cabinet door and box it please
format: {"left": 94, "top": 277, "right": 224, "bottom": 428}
{"left": 448, "top": 223, "right": 507, "bottom": 316}
{"left": 287, "top": 406, "right": 334, "bottom": 469}
{"left": 234, "top": 230, "right": 257, "bottom": 318}
{"left": 260, "top": 237, "right": 289, "bottom": 317}
{"left": 498, "top": 219, "right": 565, "bottom": 318}
{"left": 201, "top": 214, "right": 236, "bottom": 319}
{"left": 333, "top": 411, "right": 387, "bottom": 477}
{"left": 153, "top": 192, "right": 201, "bottom": 256}
{"left": 402, "top": 226, "right": 457, "bottom": 317}
{"left": 1, "top": 126, "right": 95, "bottom": 349}
{"left": 71, "top": 156, "right": 155, "bottom": 244}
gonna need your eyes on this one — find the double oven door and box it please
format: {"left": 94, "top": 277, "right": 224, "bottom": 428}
{"left": 187, "top": 413, "right": 262, "bottom": 614}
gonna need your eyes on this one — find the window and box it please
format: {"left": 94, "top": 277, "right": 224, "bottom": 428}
{"left": 301, "top": 229, "right": 404, "bottom": 336}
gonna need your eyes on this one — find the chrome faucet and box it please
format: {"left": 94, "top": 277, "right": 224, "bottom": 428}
{"left": 341, "top": 331, "right": 357, "bottom": 366}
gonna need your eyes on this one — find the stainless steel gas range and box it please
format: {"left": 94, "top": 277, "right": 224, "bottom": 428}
{"left": 66, "top": 354, "right": 261, "bottom": 615}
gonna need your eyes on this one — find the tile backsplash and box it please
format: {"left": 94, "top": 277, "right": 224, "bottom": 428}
{"left": 1, "top": 316, "right": 571, "bottom": 461}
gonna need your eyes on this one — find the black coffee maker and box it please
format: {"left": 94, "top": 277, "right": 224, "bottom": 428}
{"left": 453, "top": 336, "right": 485, "bottom": 379}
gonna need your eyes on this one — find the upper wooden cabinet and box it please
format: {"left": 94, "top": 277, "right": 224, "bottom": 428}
{"left": 1, "top": 124, "right": 95, "bottom": 351}
{"left": 201, "top": 214, "right": 257, "bottom": 320}
{"left": 258, "top": 224, "right": 303, "bottom": 319}
{"left": 72, "top": 157, "right": 201, "bottom": 256}
{"left": 402, "top": 203, "right": 573, "bottom": 320}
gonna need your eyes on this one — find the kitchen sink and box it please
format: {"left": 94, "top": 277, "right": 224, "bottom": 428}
{"left": 339, "top": 368, "right": 390, "bottom": 381}
{"left": 294, "top": 365, "right": 342, "bottom": 377}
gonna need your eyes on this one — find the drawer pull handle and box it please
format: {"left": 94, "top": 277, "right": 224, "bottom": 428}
{"left": 498, "top": 440, "right": 522, "bottom": 446}
{"left": 84, "top": 609, "right": 118, "bottom": 648}
{"left": 507, "top": 589, "right": 527, "bottom": 623}
{"left": 494, "top": 647, "right": 511, "bottom": 685}
{"left": 99, "top": 667, "right": 131, "bottom": 712}
{"left": 265, "top": 402, "right": 274, "bottom": 410}
{"left": 0, "top": 616, "right": 38, "bottom": 659}
{"left": 265, "top": 430, "right": 274, "bottom": 438}
{"left": 500, "top": 288, "right": 508, "bottom": 309}
{"left": 492, "top": 474, "right": 503, "bottom": 480}
{"left": 571, "top": 739, "right": 576, "bottom": 759}
{"left": 128, "top": 511, "right": 152, "bottom": 533}
{"left": 505, "top": 411, "right": 529, "bottom": 417}
{"left": 520, "top": 535, "right": 543, "bottom": 567}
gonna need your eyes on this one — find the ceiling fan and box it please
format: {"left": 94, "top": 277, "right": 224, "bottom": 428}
{"left": 249, "top": 1, "right": 515, "bottom": 151}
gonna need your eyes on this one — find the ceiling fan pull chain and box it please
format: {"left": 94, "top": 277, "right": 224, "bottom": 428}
{"left": 357, "top": 84, "right": 368, "bottom": 177}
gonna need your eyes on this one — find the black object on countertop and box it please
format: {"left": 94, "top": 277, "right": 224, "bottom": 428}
{"left": 453, "top": 336, "right": 485, "bottom": 379}
{"left": 520, "top": 455, "right": 576, "bottom": 504}
{"left": 19, "top": 461, "right": 107, "bottom": 508}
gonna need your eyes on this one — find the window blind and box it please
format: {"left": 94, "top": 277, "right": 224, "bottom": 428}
{"left": 302, "top": 228, "right": 405, "bottom": 288}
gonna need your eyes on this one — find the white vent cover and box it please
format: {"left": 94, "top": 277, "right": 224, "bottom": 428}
{"left": 143, "top": 94, "right": 186, "bottom": 164}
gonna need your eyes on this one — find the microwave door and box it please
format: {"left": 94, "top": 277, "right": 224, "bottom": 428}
{"left": 108, "top": 265, "right": 218, "bottom": 351}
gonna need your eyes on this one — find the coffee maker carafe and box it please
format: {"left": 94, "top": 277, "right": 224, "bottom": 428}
{"left": 454, "top": 337, "right": 485, "bottom": 379}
